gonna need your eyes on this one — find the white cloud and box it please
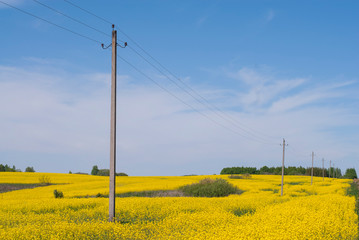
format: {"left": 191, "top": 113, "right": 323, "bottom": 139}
{"left": 227, "top": 67, "right": 268, "bottom": 85}
{"left": 238, "top": 78, "right": 306, "bottom": 108}
{"left": 268, "top": 81, "right": 355, "bottom": 113}
{"left": 0, "top": 64, "right": 358, "bottom": 175}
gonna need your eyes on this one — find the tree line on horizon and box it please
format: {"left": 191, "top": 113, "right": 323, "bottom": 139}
{"left": 220, "top": 166, "right": 358, "bottom": 179}
{"left": 91, "top": 165, "right": 128, "bottom": 176}
{"left": 0, "top": 164, "right": 35, "bottom": 173}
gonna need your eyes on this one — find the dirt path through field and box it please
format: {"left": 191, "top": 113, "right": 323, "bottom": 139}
{"left": 0, "top": 183, "right": 39, "bottom": 193}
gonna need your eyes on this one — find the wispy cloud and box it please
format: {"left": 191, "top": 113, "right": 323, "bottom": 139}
{"left": 266, "top": 9, "right": 275, "bottom": 22}
{"left": 227, "top": 67, "right": 269, "bottom": 85}
{"left": 1, "top": 63, "right": 358, "bottom": 175}
{"left": 268, "top": 81, "right": 355, "bottom": 113}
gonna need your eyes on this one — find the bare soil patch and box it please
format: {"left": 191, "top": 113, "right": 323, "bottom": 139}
{"left": 0, "top": 183, "right": 40, "bottom": 193}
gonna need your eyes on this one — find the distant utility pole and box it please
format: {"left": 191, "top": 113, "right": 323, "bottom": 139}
{"left": 311, "top": 151, "right": 314, "bottom": 185}
{"left": 322, "top": 158, "right": 325, "bottom": 181}
{"left": 109, "top": 26, "right": 117, "bottom": 222}
{"left": 280, "top": 139, "right": 287, "bottom": 196}
{"left": 333, "top": 163, "right": 335, "bottom": 178}
{"left": 329, "top": 160, "right": 331, "bottom": 178}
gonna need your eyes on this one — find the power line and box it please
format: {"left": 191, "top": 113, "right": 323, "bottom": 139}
{"left": 0, "top": 0, "right": 103, "bottom": 45}
{"left": 3, "top": 0, "right": 279, "bottom": 145}
{"left": 32, "top": 0, "right": 111, "bottom": 38}
{"left": 117, "top": 55, "right": 277, "bottom": 144}
{"left": 128, "top": 46, "right": 278, "bottom": 144}
{"left": 63, "top": 0, "right": 279, "bottom": 144}
{"left": 123, "top": 33, "right": 281, "bottom": 142}
{"left": 63, "top": 0, "right": 113, "bottom": 25}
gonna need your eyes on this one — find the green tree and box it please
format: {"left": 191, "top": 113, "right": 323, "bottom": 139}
{"left": 260, "top": 166, "right": 270, "bottom": 174}
{"left": 97, "top": 169, "right": 110, "bottom": 176}
{"left": 344, "top": 168, "right": 357, "bottom": 179}
{"left": 117, "top": 172, "right": 128, "bottom": 176}
{"left": 91, "top": 165, "right": 99, "bottom": 175}
{"left": 25, "top": 166, "right": 35, "bottom": 172}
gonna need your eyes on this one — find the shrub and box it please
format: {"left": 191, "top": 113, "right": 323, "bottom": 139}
{"left": 38, "top": 175, "right": 51, "bottom": 185}
{"left": 25, "top": 166, "right": 35, "bottom": 172}
{"left": 53, "top": 189, "right": 64, "bottom": 198}
{"left": 179, "top": 178, "right": 242, "bottom": 197}
{"left": 96, "top": 193, "right": 105, "bottom": 198}
{"left": 243, "top": 173, "right": 252, "bottom": 179}
{"left": 117, "top": 172, "right": 128, "bottom": 176}
{"left": 229, "top": 175, "right": 243, "bottom": 179}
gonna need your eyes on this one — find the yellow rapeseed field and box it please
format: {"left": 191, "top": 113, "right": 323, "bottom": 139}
{"left": 0, "top": 172, "right": 357, "bottom": 239}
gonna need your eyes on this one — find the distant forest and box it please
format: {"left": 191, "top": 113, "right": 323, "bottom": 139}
{"left": 0, "top": 164, "right": 35, "bottom": 172}
{"left": 220, "top": 166, "right": 344, "bottom": 178}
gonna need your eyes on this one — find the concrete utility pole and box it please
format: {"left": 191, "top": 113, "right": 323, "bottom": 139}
{"left": 322, "top": 158, "right": 325, "bottom": 181}
{"left": 281, "top": 139, "right": 287, "bottom": 196}
{"left": 109, "top": 26, "right": 117, "bottom": 222}
{"left": 311, "top": 151, "right": 314, "bottom": 185}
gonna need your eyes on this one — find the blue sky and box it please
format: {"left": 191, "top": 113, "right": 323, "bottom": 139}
{"left": 0, "top": 0, "right": 358, "bottom": 176}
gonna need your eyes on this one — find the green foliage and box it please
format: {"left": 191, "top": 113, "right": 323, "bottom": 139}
{"left": 91, "top": 166, "right": 128, "bottom": 176}
{"left": 344, "top": 168, "right": 357, "bottom": 179}
{"left": 221, "top": 167, "right": 259, "bottom": 175}
{"left": 25, "top": 166, "right": 35, "bottom": 172}
{"left": 222, "top": 165, "right": 343, "bottom": 178}
{"left": 229, "top": 173, "right": 252, "bottom": 179}
{"left": 233, "top": 208, "right": 256, "bottom": 217}
{"left": 179, "top": 178, "right": 242, "bottom": 197}
{"left": 117, "top": 172, "right": 128, "bottom": 176}
{"left": 243, "top": 173, "right": 252, "bottom": 179}
{"left": 38, "top": 175, "right": 51, "bottom": 185}
{"left": 53, "top": 189, "right": 64, "bottom": 198}
{"left": 346, "top": 182, "right": 359, "bottom": 197}
{"left": 346, "top": 181, "right": 359, "bottom": 217}
{"left": 228, "top": 175, "right": 243, "bottom": 179}
{"left": 286, "top": 166, "right": 306, "bottom": 175}
{"left": 0, "top": 164, "right": 17, "bottom": 172}
{"left": 91, "top": 165, "right": 99, "bottom": 175}
{"left": 96, "top": 193, "right": 105, "bottom": 198}
{"left": 97, "top": 169, "right": 110, "bottom": 176}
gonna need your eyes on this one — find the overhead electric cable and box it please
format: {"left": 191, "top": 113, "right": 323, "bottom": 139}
{"left": 63, "top": 0, "right": 113, "bottom": 25}
{"left": 0, "top": 0, "right": 103, "bottom": 45}
{"left": 63, "top": 0, "right": 279, "bottom": 144}
{"left": 128, "top": 46, "right": 278, "bottom": 144}
{"left": 117, "top": 55, "right": 277, "bottom": 145}
{"left": 32, "top": 0, "right": 111, "bottom": 38}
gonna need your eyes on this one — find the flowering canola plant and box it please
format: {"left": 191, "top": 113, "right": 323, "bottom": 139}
{"left": 0, "top": 172, "right": 357, "bottom": 239}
